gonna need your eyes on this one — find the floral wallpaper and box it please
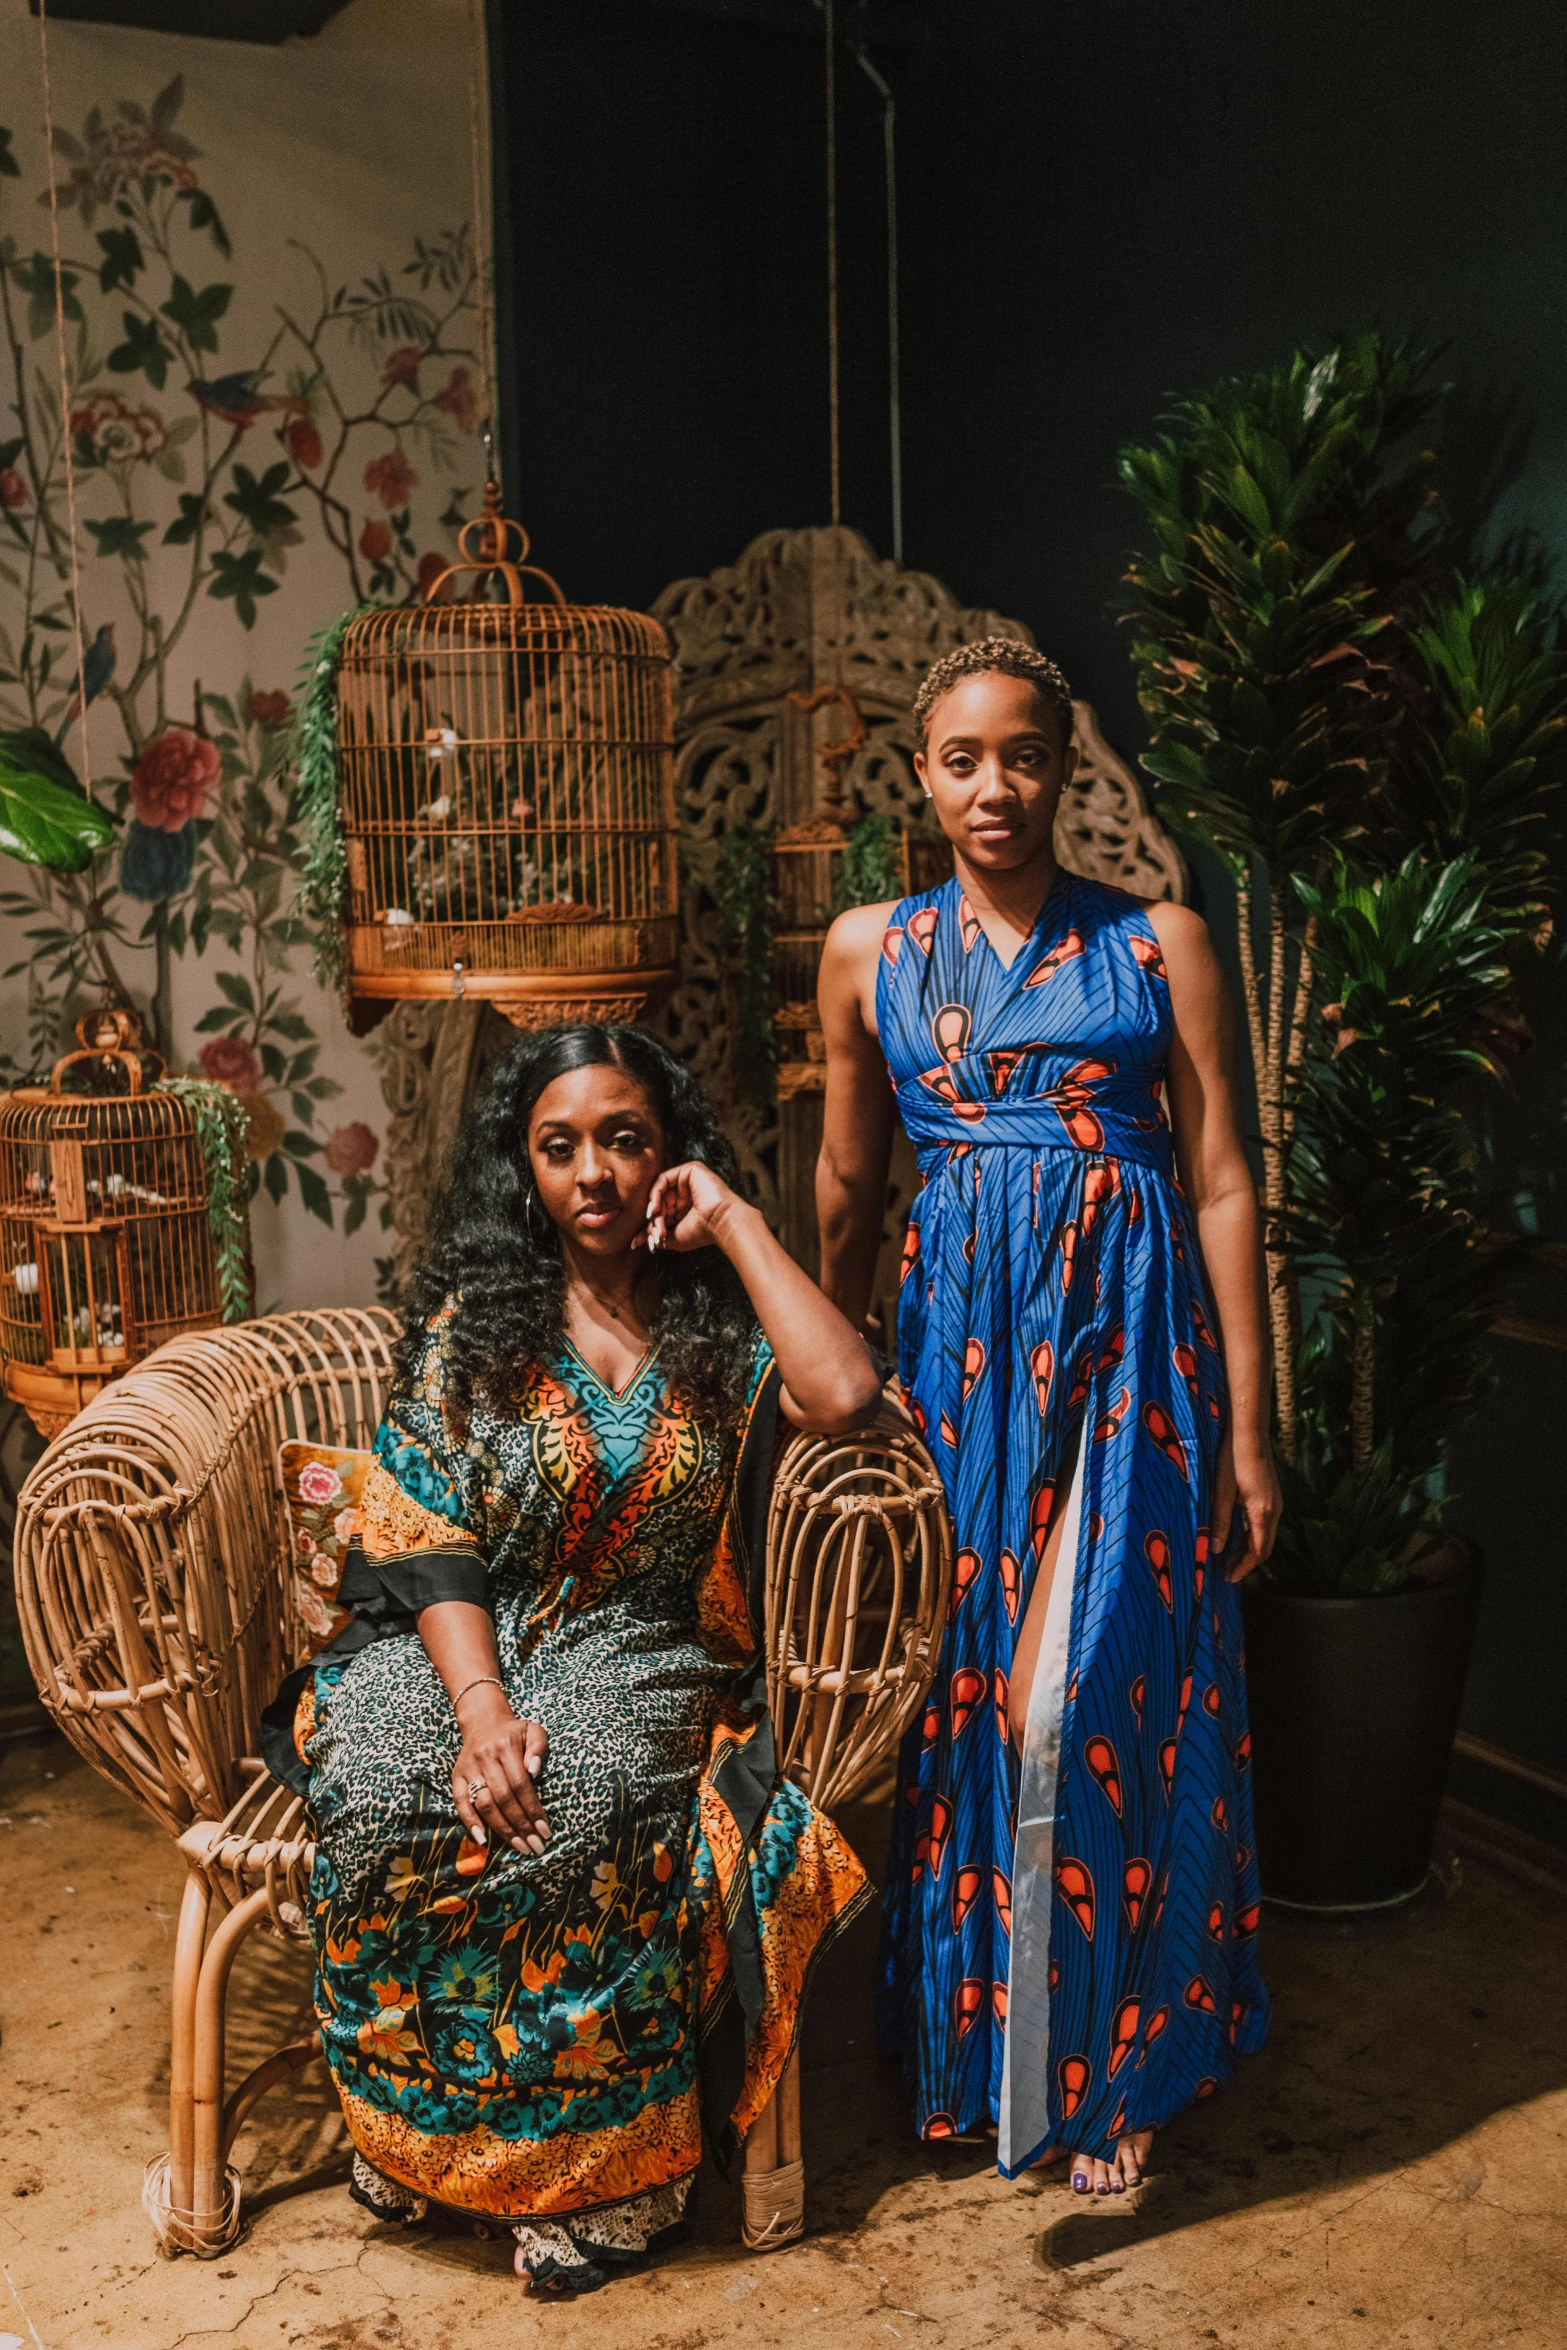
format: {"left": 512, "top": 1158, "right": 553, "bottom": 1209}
{"left": 0, "top": 0, "right": 488, "bottom": 1305}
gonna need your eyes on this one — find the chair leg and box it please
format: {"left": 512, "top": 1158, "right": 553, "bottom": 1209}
{"left": 741, "top": 2044, "right": 803, "bottom": 2251}
{"left": 188, "top": 1886, "right": 273, "bottom": 2255}
{"left": 165, "top": 1869, "right": 212, "bottom": 2254}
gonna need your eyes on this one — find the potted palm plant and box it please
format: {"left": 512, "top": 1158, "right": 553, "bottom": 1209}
{"left": 1119, "top": 344, "right": 1567, "bottom": 1910}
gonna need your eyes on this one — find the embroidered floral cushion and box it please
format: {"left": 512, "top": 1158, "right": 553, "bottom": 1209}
{"left": 279, "top": 1440, "right": 371, "bottom": 1652}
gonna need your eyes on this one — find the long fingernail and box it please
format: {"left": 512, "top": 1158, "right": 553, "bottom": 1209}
{"left": 471, "top": 1823, "right": 486, "bottom": 1845}
{"left": 526, "top": 1755, "right": 542, "bottom": 1778}
{"left": 526, "top": 1833, "right": 545, "bottom": 1855}
{"left": 511, "top": 1836, "right": 528, "bottom": 1854}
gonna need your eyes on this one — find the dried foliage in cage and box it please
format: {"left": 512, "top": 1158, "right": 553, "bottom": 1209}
{"left": 770, "top": 687, "right": 949, "bottom": 1098}
{"left": 0, "top": 1004, "right": 253, "bottom": 1435}
{"left": 765, "top": 1409, "right": 952, "bottom": 1810}
{"left": 331, "top": 486, "right": 679, "bottom": 1028}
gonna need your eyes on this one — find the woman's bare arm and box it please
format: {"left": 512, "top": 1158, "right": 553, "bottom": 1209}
{"left": 816, "top": 902, "right": 899, "bottom": 1329}
{"left": 644, "top": 1160, "right": 884, "bottom": 1432}
{"left": 1148, "top": 901, "right": 1281, "bottom": 1578}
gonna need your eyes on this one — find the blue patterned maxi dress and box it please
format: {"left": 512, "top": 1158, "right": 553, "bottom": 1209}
{"left": 876, "top": 870, "right": 1270, "bottom": 2172}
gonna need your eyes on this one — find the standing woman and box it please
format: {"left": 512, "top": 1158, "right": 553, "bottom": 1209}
{"left": 265, "top": 1025, "right": 881, "bottom": 2290}
{"left": 816, "top": 640, "right": 1278, "bottom": 2194}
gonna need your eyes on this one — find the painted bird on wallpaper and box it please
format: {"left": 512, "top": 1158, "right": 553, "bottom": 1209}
{"left": 52, "top": 624, "right": 117, "bottom": 748}
{"left": 185, "top": 372, "right": 285, "bottom": 430}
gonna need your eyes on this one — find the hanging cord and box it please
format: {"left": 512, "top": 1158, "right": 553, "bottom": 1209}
{"left": 853, "top": 43, "right": 901, "bottom": 565}
{"left": 37, "top": 0, "right": 94, "bottom": 802}
{"left": 465, "top": 0, "right": 499, "bottom": 487}
{"left": 823, "top": 0, "right": 840, "bottom": 527}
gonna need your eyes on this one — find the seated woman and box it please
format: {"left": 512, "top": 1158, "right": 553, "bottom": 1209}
{"left": 264, "top": 1024, "right": 882, "bottom": 2293}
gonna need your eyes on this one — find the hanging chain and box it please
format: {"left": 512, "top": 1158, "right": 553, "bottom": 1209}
{"left": 466, "top": 0, "right": 499, "bottom": 487}
{"left": 36, "top": 0, "right": 95, "bottom": 803}
{"left": 854, "top": 44, "right": 901, "bottom": 564}
{"left": 824, "top": 0, "right": 840, "bottom": 528}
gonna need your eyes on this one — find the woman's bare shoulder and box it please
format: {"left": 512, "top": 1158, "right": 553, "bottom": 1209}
{"left": 1142, "top": 897, "right": 1215, "bottom": 969}
{"left": 820, "top": 899, "right": 903, "bottom": 975}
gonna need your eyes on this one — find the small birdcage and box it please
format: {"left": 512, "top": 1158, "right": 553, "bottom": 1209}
{"left": 336, "top": 486, "right": 679, "bottom": 1028}
{"left": 0, "top": 1006, "right": 252, "bottom": 1436}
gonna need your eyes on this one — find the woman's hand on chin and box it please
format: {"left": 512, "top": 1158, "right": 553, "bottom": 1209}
{"left": 644, "top": 1160, "right": 746, "bottom": 1254}
{"left": 452, "top": 1691, "right": 551, "bottom": 1856}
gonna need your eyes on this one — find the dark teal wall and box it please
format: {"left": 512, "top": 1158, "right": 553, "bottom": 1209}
{"left": 491, "top": 0, "right": 1567, "bottom": 1841}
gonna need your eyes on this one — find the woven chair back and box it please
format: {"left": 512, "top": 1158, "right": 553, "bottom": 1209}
{"left": 12, "top": 1308, "right": 397, "bottom": 1837}
{"left": 765, "top": 1411, "right": 952, "bottom": 1811}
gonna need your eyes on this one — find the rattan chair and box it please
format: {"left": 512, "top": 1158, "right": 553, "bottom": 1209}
{"left": 13, "top": 1311, "right": 949, "bottom": 2259}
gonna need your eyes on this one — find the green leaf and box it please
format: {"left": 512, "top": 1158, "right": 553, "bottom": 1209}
{"left": 295, "top": 1158, "right": 333, "bottom": 1224}
{"left": 207, "top": 547, "right": 278, "bottom": 629}
{"left": 160, "top": 273, "right": 231, "bottom": 356}
{"left": 223, "top": 460, "right": 297, "bottom": 536}
{"left": 214, "top": 968, "right": 255, "bottom": 1011}
{"left": 343, "top": 1191, "right": 366, "bottom": 1237}
{"left": 107, "top": 309, "right": 171, "bottom": 389}
{"left": 16, "top": 251, "right": 82, "bottom": 342}
{"left": 85, "top": 515, "right": 155, "bottom": 561}
{"left": 0, "top": 756, "right": 117, "bottom": 873}
{"left": 0, "top": 129, "right": 19, "bottom": 181}
{"left": 163, "top": 490, "right": 210, "bottom": 546}
{"left": 150, "top": 73, "right": 185, "bottom": 137}
{"left": 177, "top": 188, "right": 231, "bottom": 260}
{"left": 97, "top": 226, "right": 144, "bottom": 294}
{"left": 193, "top": 1005, "right": 243, "bottom": 1034}
{"left": 263, "top": 1152, "right": 288, "bottom": 1205}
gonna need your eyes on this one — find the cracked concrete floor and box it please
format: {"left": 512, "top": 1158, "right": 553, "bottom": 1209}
{"left": 2, "top": 1733, "right": 1565, "bottom": 2350}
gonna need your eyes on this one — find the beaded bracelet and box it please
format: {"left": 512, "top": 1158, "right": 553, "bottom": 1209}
{"left": 451, "top": 1674, "right": 507, "bottom": 1712}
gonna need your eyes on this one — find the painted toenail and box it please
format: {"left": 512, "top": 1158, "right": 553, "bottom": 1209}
{"left": 1072, "top": 2173, "right": 1088, "bottom": 2190}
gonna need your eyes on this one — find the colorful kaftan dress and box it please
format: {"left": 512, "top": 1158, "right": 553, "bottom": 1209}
{"left": 876, "top": 870, "right": 1270, "bottom": 2172}
{"left": 264, "top": 1312, "right": 869, "bottom": 2224}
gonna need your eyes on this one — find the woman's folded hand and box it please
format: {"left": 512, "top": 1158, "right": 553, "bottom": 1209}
{"left": 452, "top": 1687, "right": 551, "bottom": 1857}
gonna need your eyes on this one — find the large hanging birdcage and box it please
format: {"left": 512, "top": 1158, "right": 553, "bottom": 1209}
{"left": 336, "top": 487, "right": 679, "bottom": 1028}
{"left": 0, "top": 1006, "right": 253, "bottom": 1437}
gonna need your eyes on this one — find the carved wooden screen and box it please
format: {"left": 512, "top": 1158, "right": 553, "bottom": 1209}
{"left": 373, "top": 525, "right": 1183, "bottom": 1303}
{"left": 650, "top": 525, "right": 1185, "bottom": 1319}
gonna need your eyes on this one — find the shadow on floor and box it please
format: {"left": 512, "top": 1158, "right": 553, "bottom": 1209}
{"left": 798, "top": 1795, "right": 1567, "bottom": 2266}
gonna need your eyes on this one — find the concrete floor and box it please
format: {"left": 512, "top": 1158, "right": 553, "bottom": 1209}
{"left": 1, "top": 1732, "right": 1564, "bottom": 2350}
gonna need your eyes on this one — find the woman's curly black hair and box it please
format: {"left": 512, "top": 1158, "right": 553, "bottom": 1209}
{"left": 395, "top": 1023, "right": 759, "bottom": 1433}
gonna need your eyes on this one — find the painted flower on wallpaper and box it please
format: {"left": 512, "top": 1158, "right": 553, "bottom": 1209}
{"left": 0, "top": 467, "right": 25, "bottom": 510}
{"left": 324, "top": 1121, "right": 378, "bottom": 1177}
{"left": 52, "top": 111, "right": 199, "bottom": 224}
{"left": 71, "top": 392, "right": 168, "bottom": 467}
{"left": 236, "top": 1089, "right": 288, "bottom": 1164}
{"left": 364, "top": 448, "right": 419, "bottom": 510}
{"left": 358, "top": 518, "right": 392, "bottom": 565}
{"left": 287, "top": 415, "right": 324, "bottom": 471}
{"left": 382, "top": 345, "right": 423, "bottom": 390}
{"left": 434, "top": 366, "right": 479, "bottom": 433}
{"left": 129, "top": 728, "right": 220, "bottom": 830}
{"left": 416, "top": 551, "right": 447, "bottom": 597}
{"left": 196, "top": 1034, "right": 263, "bottom": 1092}
{"left": 246, "top": 689, "right": 291, "bottom": 731}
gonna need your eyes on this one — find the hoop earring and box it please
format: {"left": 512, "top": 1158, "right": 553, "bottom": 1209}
{"left": 522, "top": 1184, "right": 550, "bottom": 1246}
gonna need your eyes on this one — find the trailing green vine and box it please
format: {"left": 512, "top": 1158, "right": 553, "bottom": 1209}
{"left": 155, "top": 1077, "right": 253, "bottom": 1322}
{"left": 293, "top": 604, "right": 377, "bottom": 996}
{"left": 834, "top": 811, "right": 906, "bottom": 913}
{"left": 713, "top": 824, "right": 776, "bottom": 1099}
